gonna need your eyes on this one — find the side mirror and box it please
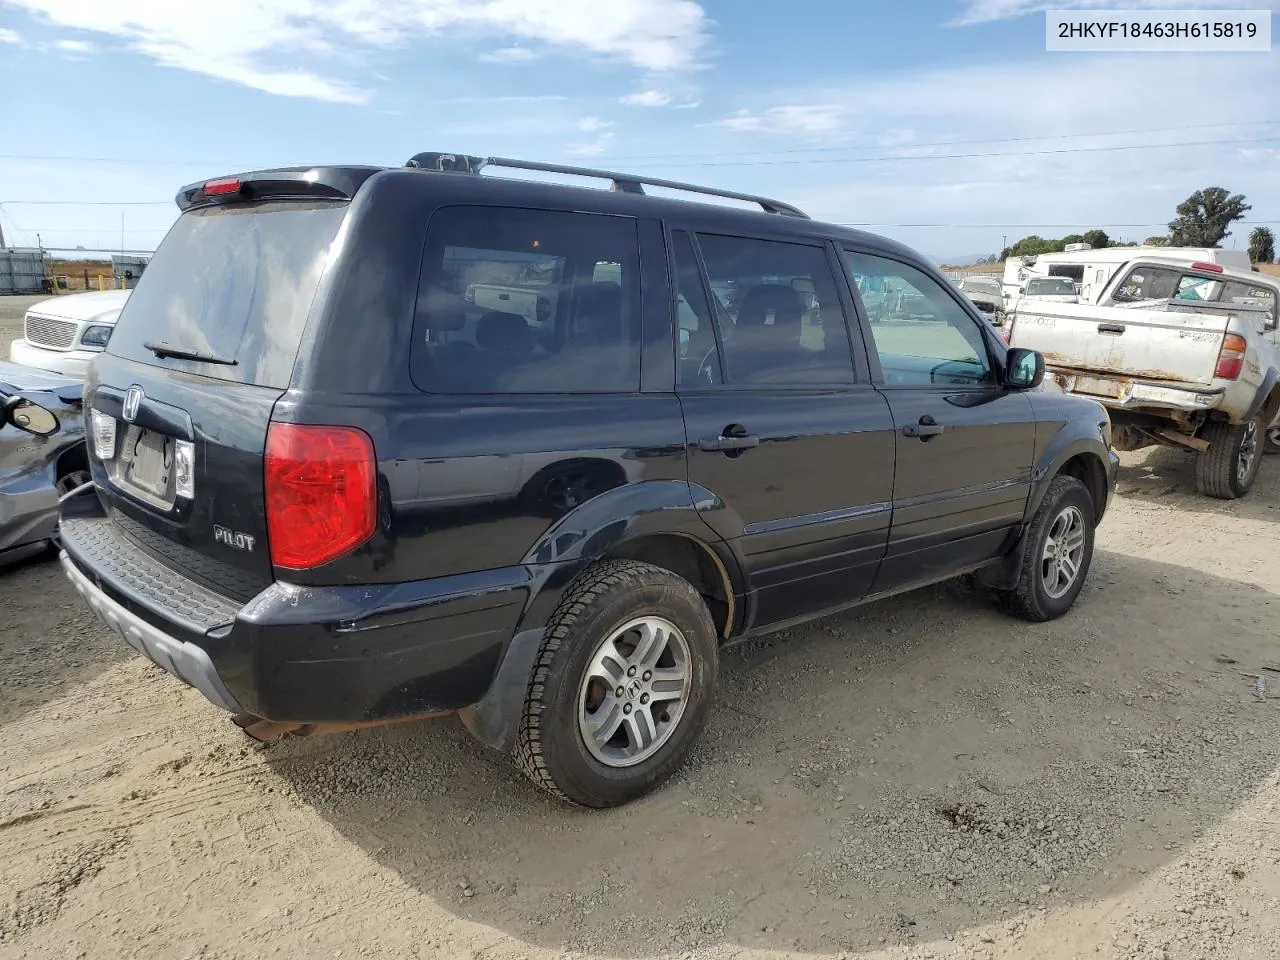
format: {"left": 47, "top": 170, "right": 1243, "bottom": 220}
{"left": 3, "top": 396, "right": 60, "bottom": 437}
{"left": 1005, "top": 348, "right": 1044, "bottom": 389}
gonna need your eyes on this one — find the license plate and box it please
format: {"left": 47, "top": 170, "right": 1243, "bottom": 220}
{"left": 1074, "top": 377, "right": 1124, "bottom": 399}
{"left": 126, "top": 429, "right": 172, "bottom": 499}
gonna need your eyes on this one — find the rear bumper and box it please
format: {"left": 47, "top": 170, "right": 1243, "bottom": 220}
{"left": 62, "top": 550, "right": 243, "bottom": 711}
{"left": 59, "top": 507, "right": 540, "bottom": 724}
{"left": 9, "top": 340, "right": 96, "bottom": 379}
{"left": 1047, "top": 368, "right": 1223, "bottom": 414}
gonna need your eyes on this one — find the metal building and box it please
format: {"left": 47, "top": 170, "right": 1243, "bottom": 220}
{"left": 112, "top": 254, "right": 150, "bottom": 289}
{"left": 0, "top": 247, "right": 50, "bottom": 294}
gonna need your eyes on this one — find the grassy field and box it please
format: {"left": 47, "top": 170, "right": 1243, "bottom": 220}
{"left": 47, "top": 260, "right": 116, "bottom": 291}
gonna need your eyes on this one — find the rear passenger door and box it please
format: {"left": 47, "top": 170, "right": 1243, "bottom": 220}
{"left": 841, "top": 250, "right": 1037, "bottom": 594}
{"left": 673, "top": 229, "right": 896, "bottom": 630}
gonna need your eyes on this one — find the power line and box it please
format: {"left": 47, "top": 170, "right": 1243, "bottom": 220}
{"left": 626, "top": 136, "right": 1280, "bottom": 169}
{"left": 599, "top": 119, "right": 1280, "bottom": 162}
{"left": 836, "top": 220, "right": 1280, "bottom": 228}
{"left": 0, "top": 199, "right": 172, "bottom": 206}
{"left": 2, "top": 119, "right": 1279, "bottom": 168}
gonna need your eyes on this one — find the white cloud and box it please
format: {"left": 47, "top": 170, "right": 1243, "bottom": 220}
{"left": 715, "top": 104, "right": 850, "bottom": 140}
{"left": 620, "top": 88, "right": 672, "bottom": 107}
{"left": 54, "top": 38, "right": 93, "bottom": 53}
{"left": 568, "top": 132, "right": 617, "bottom": 156}
{"left": 3, "top": 0, "right": 709, "bottom": 103}
{"left": 577, "top": 116, "right": 614, "bottom": 133}
{"left": 0, "top": 27, "right": 22, "bottom": 44}
{"left": 478, "top": 46, "right": 539, "bottom": 63}
{"left": 952, "top": 0, "right": 1276, "bottom": 25}
{"left": 691, "top": 54, "right": 1280, "bottom": 258}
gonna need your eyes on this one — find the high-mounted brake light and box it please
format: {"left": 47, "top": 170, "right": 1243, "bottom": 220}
{"left": 1190, "top": 261, "right": 1223, "bottom": 274}
{"left": 264, "top": 423, "right": 377, "bottom": 569}
{"left": 203, "top": 177, "right": 241, "bottom": 196}
{"left": 1215, "top": 332, "right": 1248, "bottom": 380}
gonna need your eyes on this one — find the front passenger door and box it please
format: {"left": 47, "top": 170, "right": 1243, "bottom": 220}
{"left": 842, "top": 250, "right": 1038, "bottom": 595}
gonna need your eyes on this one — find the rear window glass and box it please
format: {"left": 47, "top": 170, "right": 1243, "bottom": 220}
{"left": 106, "top": 201, "right": 346, "bottom": 388}
{"left": 412, "top": 206, "right": 641, "bottom": 394}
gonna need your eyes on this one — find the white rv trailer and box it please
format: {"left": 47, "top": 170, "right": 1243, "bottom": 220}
{"left": 1002, "top": 246, "right": 1253, "bottom": 310}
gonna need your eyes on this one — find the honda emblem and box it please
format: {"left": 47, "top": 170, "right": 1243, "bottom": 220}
{"left": 122, "top": 385, "right": 143, "bottom": 423}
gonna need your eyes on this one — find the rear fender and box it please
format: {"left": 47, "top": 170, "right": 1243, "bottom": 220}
{"left": 459, "top": 479, "right": 743, "bottom": 753}
{"left": 1244, "top": 368, "right": 1280, "bottom": 424}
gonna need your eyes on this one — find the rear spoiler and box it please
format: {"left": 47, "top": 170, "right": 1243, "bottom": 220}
{"left": 175, "top": 166, "right": 383, "bottom": 211}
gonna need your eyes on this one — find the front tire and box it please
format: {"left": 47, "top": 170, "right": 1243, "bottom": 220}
{"left": 515, "top": 560, "right": 718, "bottom": 808}
{"left": 995, "top": 475, "right": 1096, "bottom": 623}
{"left": 1264, "top": 420, "right": 1280, "bottom": 456}
{"left": 1196, "top": 417, "right": 1262, "bottom": 499}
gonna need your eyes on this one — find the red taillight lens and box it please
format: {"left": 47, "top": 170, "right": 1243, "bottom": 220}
{"left": 204, "top": 177, "right": 241, "bottom": 196}
{"left": 1189, "top": 261, "right": 1223, "bottom": 274}
{"left": 265, "top": 423, "right": 376, "bottom": 569}
{"left": 1215, "top": 332, "right": 1247, "bottom": 380}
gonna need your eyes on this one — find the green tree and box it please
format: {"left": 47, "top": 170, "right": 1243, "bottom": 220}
{"left": 1167, "top": 187, "right": 1251, "bottom": 247}
{"left": 1144, "top": 235, "right": 1169, "bottom": 247}
{"left": 1248, "top": 226, "right": 1275, "bottom": 264}
{"left": 1061, "top": 233, "right": 1085, "bottom": 246}
{"left": 1082, "top": 229, "right": 1111, "bottom": 249}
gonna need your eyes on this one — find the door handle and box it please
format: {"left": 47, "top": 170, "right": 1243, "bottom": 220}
{"left": 1097, "top": 322, "right": 1125, "bottom": 335}
{"left": 699, "top": 426, "right": 760, "bottom": 453}
{"left": 902, "top": 415, "right": 945, "bottom": 440}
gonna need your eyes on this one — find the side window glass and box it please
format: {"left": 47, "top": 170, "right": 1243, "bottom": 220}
{"left": 843, "top": 251, "right": 993, "bottom": 387}
{"left": 671, "top": 232, "right": 723, "bottom": 386}
{"left": 1220, "top": 280, "right": 1277, "bottom": 327}
{"left": 1175, "top": 275, "right": 1220, "bottom": 301}
{"left": 694, "top": 234, "right": 855, "bottom": 385}
{"left": 412, "top": 207, "right": 640, "bottom": 394}
{"left": 1112, "top": 265, "right": 1182, "bottom": 302}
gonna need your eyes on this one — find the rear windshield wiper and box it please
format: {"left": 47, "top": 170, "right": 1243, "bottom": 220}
{"left": 142, "top": 341, "right": 239, "bottom": 365}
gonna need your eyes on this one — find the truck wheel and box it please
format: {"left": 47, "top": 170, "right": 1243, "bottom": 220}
{"left": 516, "top": 560, "right": 718, "bottom": 808}
{"left": 995, "top": 475, "right": 1095, "bottom": 623}
{"left": 1196, "top": 417, "right": 1263, "bottom": 499}
{"left": 1265, "top": 422, "right": 1280, "bottom": 456}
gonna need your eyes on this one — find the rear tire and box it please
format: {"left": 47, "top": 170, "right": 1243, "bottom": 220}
{"left": 515, "top": 560, "right": 718, "bottom": 808}
{"left": 1195, "top": 417, "right": 1262, "bottom": 499}
{"left": 995, "top": 475, "right": 1095, "bottom": 623}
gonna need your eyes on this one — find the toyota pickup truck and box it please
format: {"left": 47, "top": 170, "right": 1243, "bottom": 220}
{"left": 1007, "top": 256, "right": 1280, "bottom": 499}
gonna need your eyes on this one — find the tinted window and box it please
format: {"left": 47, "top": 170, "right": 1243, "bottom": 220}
{"left": 671, "top": 232, "right": 723, "bottom": 386}
{"left": 1220, "top": 279, "right": 1277, "bottom": 325}
{"left": 1026, "top": 277, "right": 1077, "bottom": 296}
{"left": 844, "top": 251, "right": 993, "bottom": 387}
{"left": 412, "top": 207, "right": 640, "bottom": 394}
{"left": 106, "top": 201, "right": 347, "bottom": 388}
{"left": 695, "top": 234, "right": 855, "bottom": 385}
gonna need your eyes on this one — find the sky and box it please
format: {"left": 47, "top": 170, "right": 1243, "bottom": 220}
{"left": 0, "top": 0, "right": 1277, "bottom": 263}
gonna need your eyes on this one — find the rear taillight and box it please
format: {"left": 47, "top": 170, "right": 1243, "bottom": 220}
{"left": 1215, "top": 333, "right": 1247, "bottom": 380}
{"left": 264, "top": 423, "right": 376, "bottom": 570}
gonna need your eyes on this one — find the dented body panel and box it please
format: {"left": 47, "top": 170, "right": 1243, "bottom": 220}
{"left": 1010, "top": 282, "right": 1280, "bottom": 436}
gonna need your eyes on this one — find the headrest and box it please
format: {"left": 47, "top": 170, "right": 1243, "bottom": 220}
{"left": 736, "top": 283, "right": 805, "bottom": 328}
{"left": 476, "top": 311, "right": 532, "bottom": 351}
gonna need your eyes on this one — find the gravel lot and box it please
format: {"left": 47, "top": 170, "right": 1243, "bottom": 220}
{"left": 2, "top": 294, "right": 1280, "bottom": 960}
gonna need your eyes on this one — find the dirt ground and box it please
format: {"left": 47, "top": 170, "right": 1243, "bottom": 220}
{"left": 2, "top": 297, "right": 1280, "bottom": 960}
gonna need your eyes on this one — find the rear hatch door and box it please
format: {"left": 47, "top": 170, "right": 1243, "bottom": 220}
{"left": 1009, "top": 300, "right": 1230, "bottom": 387}
{"left": 88, "top": 197, "right": 349, "bottom": 601}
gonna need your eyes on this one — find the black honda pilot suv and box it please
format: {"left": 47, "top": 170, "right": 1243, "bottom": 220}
{"left": 61, "top": 153, "right": 1119, "bottom": 807}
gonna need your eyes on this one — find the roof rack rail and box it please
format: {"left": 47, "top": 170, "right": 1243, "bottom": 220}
{"left": 404, "top": 151, "right": 809, "bottom": 219}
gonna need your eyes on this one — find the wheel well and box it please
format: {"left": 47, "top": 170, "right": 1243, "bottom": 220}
{"left": 1260, "top": 384, "right": 1280, "bottom": 427}
{"left": 54, "top": 442, "right": 89, "bottom": 480}
{"left": 1059, "top": 453, "right": 1107, "bottom": 522}
{"left": 605, "top": 534, "right": 734, "bottom": 641}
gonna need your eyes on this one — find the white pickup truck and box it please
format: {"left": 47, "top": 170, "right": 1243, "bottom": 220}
{"left": 1008, "top": 256, "right": 1280, "bottom": 499}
